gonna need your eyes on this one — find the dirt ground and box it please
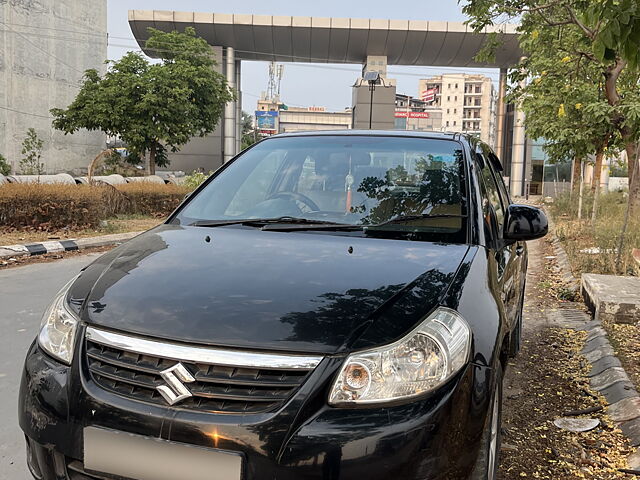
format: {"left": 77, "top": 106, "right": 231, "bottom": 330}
{"left": 499, "top": 237, "right": 634, "bottom": 479}
{"left": 0, "top": 214, "right": 160, "bottom": 246}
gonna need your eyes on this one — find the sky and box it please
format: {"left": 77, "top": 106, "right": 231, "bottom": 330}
{"left": 107, "top": 0, "right": 500, "bottom": 113}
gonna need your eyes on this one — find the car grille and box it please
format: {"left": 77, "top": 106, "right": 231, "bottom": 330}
{"left": 85, "top": 330, "right": 319, "bottom": 414}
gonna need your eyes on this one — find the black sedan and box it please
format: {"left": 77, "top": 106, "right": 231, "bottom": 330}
{"left": 19, "top": 131, "right": 547, "bottom": 480}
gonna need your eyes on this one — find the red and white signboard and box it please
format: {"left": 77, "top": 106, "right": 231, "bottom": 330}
{"left": 394, "top": 111, "right": 431, "bottom": 119}
{"left": 420, "top": 88, "right": 438, "bottom": 103}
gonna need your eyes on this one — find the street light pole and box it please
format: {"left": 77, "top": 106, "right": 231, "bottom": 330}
{"left": 363, "top": 71, "right": 380, "bottom": 130}
{"left": 369, "top": 83, "right": 375, "bottom": 130}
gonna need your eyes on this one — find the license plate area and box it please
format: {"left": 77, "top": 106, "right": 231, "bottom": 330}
{"left": 84, "top": 427, "right": 243, "bottom": 480}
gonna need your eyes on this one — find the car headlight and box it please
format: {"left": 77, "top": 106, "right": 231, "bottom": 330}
{"left": 328, "top": 307, "right": 471, "bottom": 405}
{"left": 38, "top": 276, "right": 80, "bottom": 365}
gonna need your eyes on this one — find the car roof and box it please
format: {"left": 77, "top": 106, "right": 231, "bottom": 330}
{"left": 267, "top": 129, "right": 474, "bottom": 142}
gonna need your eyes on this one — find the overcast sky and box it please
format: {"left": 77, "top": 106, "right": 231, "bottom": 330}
{"left": 107, "top": 0, "right": 499, "bottom": 113}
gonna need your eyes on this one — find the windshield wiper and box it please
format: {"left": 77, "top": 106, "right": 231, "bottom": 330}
{"left": 366, "top": 213, "right": 467, "bottom": 229}
{"left": 191, "top": 217, "right": 356, "bottom": 229}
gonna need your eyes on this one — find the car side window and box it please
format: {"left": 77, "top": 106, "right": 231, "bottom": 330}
{"left": 489, "top": 153, "right": 511, "bottom": 210}
{"left": 478, "top": 154, "right": 505, "bottom": 238}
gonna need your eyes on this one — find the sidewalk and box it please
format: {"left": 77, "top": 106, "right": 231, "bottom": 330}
{"left": 0, "top": 232, "right": 141, "bottom": 260}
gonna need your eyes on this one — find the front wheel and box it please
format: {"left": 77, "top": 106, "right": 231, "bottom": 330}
{"left": 470, "top": 363, "right": 503, "bottom": 480}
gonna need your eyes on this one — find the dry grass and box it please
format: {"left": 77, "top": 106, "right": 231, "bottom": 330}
{"left": 550, "top": 191, "right": 640, "bottom": 276}
{"left": 0, "top": 183, "right": 189, "bottom": 232}
{"left": 0, "top": 214, "right": 161, "bottom": 246}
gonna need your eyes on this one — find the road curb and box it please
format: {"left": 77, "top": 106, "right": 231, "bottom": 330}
{"left": 0, "top": 231, "right": 142, "bottom": 260}
{"left": 548, "top": 214, "right": 640, "bottom": 466}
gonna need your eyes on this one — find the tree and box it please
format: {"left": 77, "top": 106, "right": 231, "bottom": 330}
{"left": 19, "top": 128, "right": 45, "bottom": 175}
{"left": 52, "top": 27, "right": 235, "bottom": 174}
{"left": 0, "top": 154, "right": 10, "bottom": 176}
{"left": 462, "top": 0, "right": 640, "bottom": 215}
{"left": 241, "top": 111, "right": 261, "bottom": 150}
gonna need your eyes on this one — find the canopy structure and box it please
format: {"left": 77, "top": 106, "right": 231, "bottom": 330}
{"left": 128, "top": 11, "right": 521, "bottom": 68}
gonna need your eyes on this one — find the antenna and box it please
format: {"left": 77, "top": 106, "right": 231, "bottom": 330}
{"left": 266, "top": 61, "right": 284, "bottom": 101}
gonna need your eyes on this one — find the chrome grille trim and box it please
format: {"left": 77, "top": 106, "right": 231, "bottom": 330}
{"left": 85, "top": 327, "right": 324, "bottom": 370}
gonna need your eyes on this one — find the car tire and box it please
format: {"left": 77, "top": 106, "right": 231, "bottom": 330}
{"left": 470, "top": 362, "right": 503, "bottom": 480}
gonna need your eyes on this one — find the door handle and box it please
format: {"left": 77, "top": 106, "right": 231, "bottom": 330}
{"left": 516, "top": 245, "right": 525, "bottom": 256}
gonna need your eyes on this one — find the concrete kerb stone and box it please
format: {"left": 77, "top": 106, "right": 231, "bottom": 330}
{"left": 546, "top": 214, "right": 580, "bottom": 292}
{"left": 590, "top": 367, "right": 631, "bottom": 392}
{"left": 600, "top": 381, "right": 638, "bottom": 405}
{"left": 608, "top": 397, "right": 640, "bottom": 423}
{"left": 0, "top": 231, "right": 142, "bottom": 261}
{"left": 620, "top": 418, "right": 640, "bottom": 447}
{"left": 582, "top": 335, "right": 611, "bottom": 353}
{"left": 589, "top": 355, "right": 623, "bottom": 377}
{"left": 586, "top": 326, "right": 608, "bottom": 342}
{"left": 583, "top": 345, "right": 616, "bottom": 364}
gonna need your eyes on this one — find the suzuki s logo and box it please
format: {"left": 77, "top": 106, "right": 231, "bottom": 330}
{"left": 157, "top": 363, "right": 195, "bottom": 405}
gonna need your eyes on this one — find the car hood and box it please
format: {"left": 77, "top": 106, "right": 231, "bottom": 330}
{"left": 76, "top": 225, "right": 470, "bottom": 354}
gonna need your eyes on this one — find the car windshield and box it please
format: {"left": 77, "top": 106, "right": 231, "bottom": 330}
{"left": 175, "top": 135, "right": 467, "bottom": 240}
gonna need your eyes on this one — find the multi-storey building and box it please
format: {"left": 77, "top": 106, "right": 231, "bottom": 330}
{"left": 256, "top": 98, "right": 351, "bottom": 134}
{"left": 394, "top": 94, "right": 443, "bottom": 132}
{"left": 418, "top": 74, "right": 497, "bottom": 147}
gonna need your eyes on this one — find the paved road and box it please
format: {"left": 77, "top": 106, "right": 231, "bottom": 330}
{"left": 0, "top": 254, "right": 101, "bottom": 480}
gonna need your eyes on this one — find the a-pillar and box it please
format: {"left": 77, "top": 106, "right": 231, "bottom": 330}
{"left": 510, "top": 76, "right": 527, "bottom": 198}
{"left": 494, "top": 69, "right": 507, "bottom": 161}
{"left": 235, "top": 60, "right": 242, "bottom": 154}
{"left": 224, "top": 47, "right": 237, "bottom": 163}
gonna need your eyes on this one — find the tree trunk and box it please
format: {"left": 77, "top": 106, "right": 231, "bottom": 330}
{"left": 626, "top": 141, "right": 640, "bottom": 217}
{"left": 572, "top": 157, "right": 582, "bottom": 197}
{"left": 591, "top": 149, "right": 604, "bottom": 192}
{"left": 148, "top": 143, "right": 156, "bottom": 176}
{"left": 578, "top": 161, "right": 585, "bottom": 220}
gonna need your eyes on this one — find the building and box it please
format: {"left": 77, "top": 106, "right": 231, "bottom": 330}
{"left": 418, "top": 74, "right": 497, "bottom": 147}
{"left": 394, "top": 94, "right": 443, "bottom": 132}
{"left": 0, "top": 0, "right": 108, "bottom": 174}
{"left": 256, "top": 98, "right": 351, "bottom": 134}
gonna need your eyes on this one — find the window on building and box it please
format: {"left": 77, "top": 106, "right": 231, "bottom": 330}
{"left": 446, "top": 120, "right": 450, "bottom": 127}
{"left": 454, "top": 96, "right": 457, "bottom": 101}
{"left": 476, "top": 86, "right": 482, "bottom": 93}
{"left": 453, "top": 121, "right": 457, "bottom": 126}
{"left": 448, "top": 83, "right": 451, "bottom": 89}
{"left": 447, "top": 108, "right": 450, "bottom": 114}
{"left": 455, "top": 83, "right": 458, "bottom": 89}
{"left": 447, "top": 96, "right": 450, "bottom": 101}
{"left": 454, "top": 108, "right": 457, "bottom": 114}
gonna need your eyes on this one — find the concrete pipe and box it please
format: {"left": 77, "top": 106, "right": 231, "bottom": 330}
{"left": 6, "top": 174, "right": 76, "bottom": 185}
{"left": 125, "top": 175, "right": 165, "bottom": 184}
{"left": 76, "top": 174, "right": 127, "bottom": 186}
{"left": 164, "top": 176, "right": 186, "bottom": 185}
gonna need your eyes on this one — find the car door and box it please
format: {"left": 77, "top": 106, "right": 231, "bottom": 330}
{"left": 476, "top": 150, "right": 521, "bottom": 332}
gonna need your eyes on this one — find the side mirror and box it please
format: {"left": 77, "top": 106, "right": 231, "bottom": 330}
{"left": 504, "top": 204, "right": 548, "bottom": 241}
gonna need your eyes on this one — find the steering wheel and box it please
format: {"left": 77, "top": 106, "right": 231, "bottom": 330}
{"left": 267, "top": 192, "right": 320, "bottom": 213}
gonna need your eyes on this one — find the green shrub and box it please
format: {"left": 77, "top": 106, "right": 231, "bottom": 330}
{"left": 183, "top": 171, "right": 212, "bottom": 190}
{"left": 0, "top": 154, "right": 10, "bottom": 176}
{"left": 19, "top": 128, "right": 45, "bottom": 175}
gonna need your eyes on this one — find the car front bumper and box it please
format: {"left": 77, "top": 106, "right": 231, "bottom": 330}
{"left": 19, "top": 340, "right": 494, "bottom": 480}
